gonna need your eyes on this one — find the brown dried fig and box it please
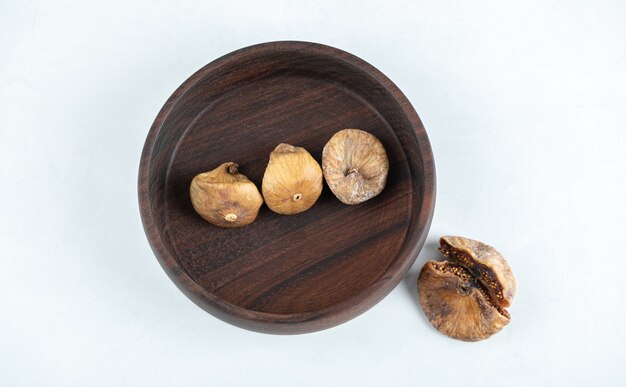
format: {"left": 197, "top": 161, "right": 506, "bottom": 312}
{"left": 262, "top": 143, "right": 323, "bottom": 215}
{"left": 439, "top": 236, "right": 516, "bottom": 308}
{"left": 417, "top": 236, "right": 516, "bottom": 341}
{"left": 190, "top": 162, "right": 263, "bottom": 228}
{"left": 418, "top": 261, "right": 510, "bottom": 341}
{"left": 322, "top": 129, "right": 389, "bottom": 205}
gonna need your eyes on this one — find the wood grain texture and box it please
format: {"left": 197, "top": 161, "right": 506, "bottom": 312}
{"left": 138, "top": 41, "right": 436, "bottom": 334}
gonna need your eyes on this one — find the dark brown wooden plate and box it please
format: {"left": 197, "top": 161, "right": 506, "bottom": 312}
{"left": 138, "top": 41, "right": 435, "bottom": 334}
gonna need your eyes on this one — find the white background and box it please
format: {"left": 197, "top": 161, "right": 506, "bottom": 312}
{"left": 2, "top": 1, "right": 625, "bottom": 385}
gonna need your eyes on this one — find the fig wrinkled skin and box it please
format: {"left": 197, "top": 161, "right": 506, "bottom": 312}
{"left": 418, "top": 236, "right": 516, "bottom": 342}
{"left": 262, "top": 143, "right": 323, "bottom": 215}
{"left": 190, "top": 162, "right": 263, "bottom": 228}
{"left": 322, "top": 129, "right": 389, "bottom": 205}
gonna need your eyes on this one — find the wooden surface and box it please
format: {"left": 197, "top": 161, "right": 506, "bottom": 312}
{"left": 138, "top": 41, "right": 435, "bottom": 334}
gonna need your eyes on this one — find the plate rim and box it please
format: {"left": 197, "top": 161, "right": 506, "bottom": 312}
{"left": 138, "top": 40, "right": 436, "bottom": 334}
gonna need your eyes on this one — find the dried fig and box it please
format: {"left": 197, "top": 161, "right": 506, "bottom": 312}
{"left": 439, "top": 236, "right": 516, "bottom": 307}
{"left": 190, "top": 162, "right": 263, "bottom": 228}
{"left": 322, "top": 129, "right": 389, "bottom": 205}
{"left": 417, "top": 236, "right": 516, "bottom": 341}
{"left": 418, "top": 261, "right": 510, "bottom": 341}
{"left": 262, "top": 143, "right": 323, "bottom": 215}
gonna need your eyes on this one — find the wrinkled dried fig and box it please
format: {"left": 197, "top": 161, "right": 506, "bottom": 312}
{"left": 417, "top": 236, "right": 516, "bottom": 341}
{"left": 190, "top": 162, "right": 263, "bottom": 228}
{"left": 439, "top": 236, "right": 516, "bottom": 307}
{"left": 322, "top": 129, "right": 389, "bottom": 205}
{"left": 262, "top": 143, "right": 323, "bottom": 215}
{"left": 418, "top": 261, "right": 510, "bottom": 341}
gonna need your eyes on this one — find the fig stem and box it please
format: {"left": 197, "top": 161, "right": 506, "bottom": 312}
{"left": 226, "top": 163, "right": 239, "bottom": 175}
{"left": 224, "top": 213, "right": 238, "bottom": 222}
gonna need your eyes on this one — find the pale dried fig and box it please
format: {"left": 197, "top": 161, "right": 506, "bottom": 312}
{"left": 322, "top": 129, "right": 389, "bottom": 205}
{"left": 417, "top": 236, "right": 516, "bottom": 341}
{"left": 190, "top": 162, "right": 263, "bottom": 228}
{"left": 262, "top": 143, "right": 323, "bottom": 215}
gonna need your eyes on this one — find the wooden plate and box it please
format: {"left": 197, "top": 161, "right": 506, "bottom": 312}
{"left": 138, "top": 41, "right": 435, "bottom": 334}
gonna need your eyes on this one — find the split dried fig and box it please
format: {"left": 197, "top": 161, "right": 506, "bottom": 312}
{"left": 322, "top": 129, "right": 389, "bottom": 205}
{"left": 190, "top": 162, "right": 263, "bottom": 228}
{"left": 262, "top": 143, "right": 323, "bottom": 215}
{"left": 439, "top": 236, "right": 516, "bottom": 308}
{"left": 417, "top": 236, "right": 516, "bottom": 341}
